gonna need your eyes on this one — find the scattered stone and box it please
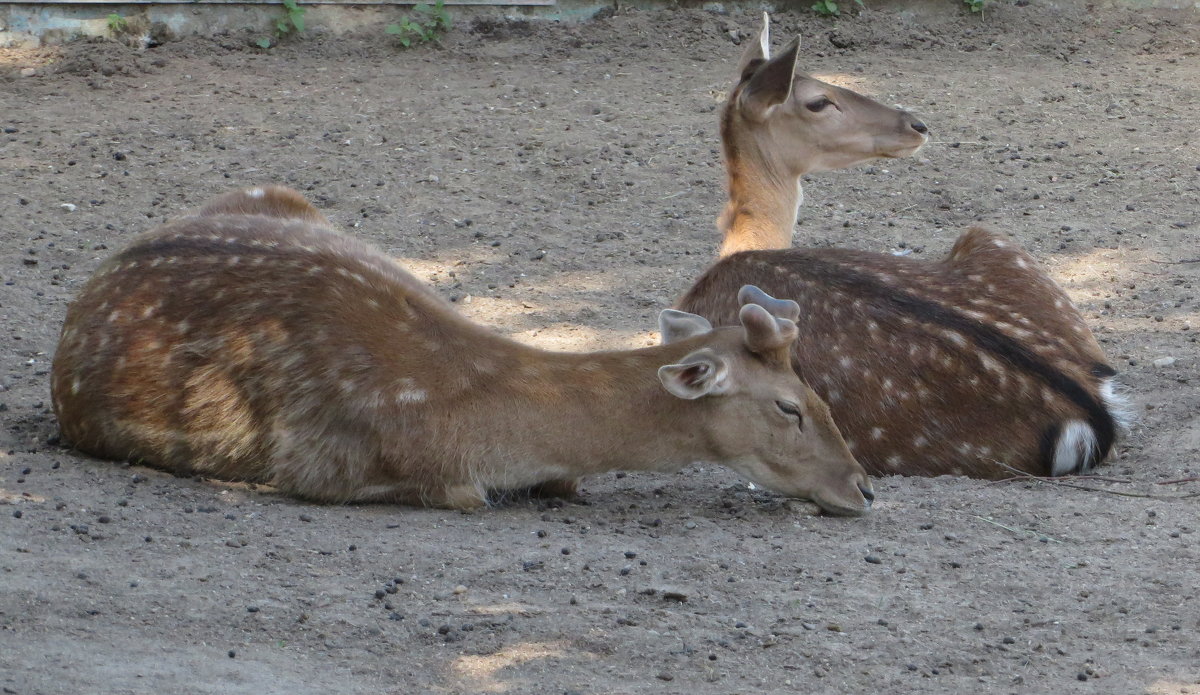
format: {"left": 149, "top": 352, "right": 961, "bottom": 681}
{"left": 12, "top": 509, "right": 22, "bottom": 519}
{"left": 60, "top": 203, "right": 77, "bottom": 212}
{"left": 452, "top": 585, "right": 467, "bottom": 595}
{"left": 865, "top": 554, "right": 883, "bottom": 564}
{"left": 228, "top": 650, "right": 236, "bottom": 658}
{"left": 1152, "top": 357, "right": 1176, "bottom": 368}
{"left": 299, "top": 513, "right": 313, "bottom": 522}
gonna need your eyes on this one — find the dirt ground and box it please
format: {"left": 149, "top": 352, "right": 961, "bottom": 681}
{"left": 1, "top": 2, "right": 1199, "bottom": 693}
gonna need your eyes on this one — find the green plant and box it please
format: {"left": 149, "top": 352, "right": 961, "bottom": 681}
{"left": 386, "top": 0, "right": 452, "bottom": 48}
{"left": 811, "top": 0, "right": 840, "bottom": 16}
{"left": 258, "top": 0, "right": 306, "bottom": 48}
{"left": 106, "top": 13, "right": 129, "bottom": 35}
{"left": 964, "top": 0, "right": 986, "bottom": 14}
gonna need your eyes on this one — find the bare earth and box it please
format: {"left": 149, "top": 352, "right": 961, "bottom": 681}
{"left": 1, "top": 4, "right": 1199, "bottom": 693}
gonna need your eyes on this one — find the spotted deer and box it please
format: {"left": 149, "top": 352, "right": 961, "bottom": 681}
{"left": 51, "top": 186, "right": 874, "bottom": 515}
{"left": 676, "top": 17, "right": 1127, "bottom": 478}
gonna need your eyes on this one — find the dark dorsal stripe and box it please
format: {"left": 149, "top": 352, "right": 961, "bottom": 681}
{"left": 717, "top": 251, "right": 1118, "bottom": 468}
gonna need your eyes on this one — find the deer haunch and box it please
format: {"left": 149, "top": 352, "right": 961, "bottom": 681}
{"left": 677, "top": 227, "right": 1128, "bottom": 478}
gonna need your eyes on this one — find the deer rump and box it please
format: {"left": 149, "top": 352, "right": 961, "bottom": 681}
{"left": 677, "top": 227, "right": 1127, "bottom": 479}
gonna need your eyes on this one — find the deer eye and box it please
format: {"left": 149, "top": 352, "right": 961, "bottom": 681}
{"left": 805, "top": 97, "right": 834, "bottom": 113}
{"left": 776, "top": 401, "right": 803, "bottom": 428}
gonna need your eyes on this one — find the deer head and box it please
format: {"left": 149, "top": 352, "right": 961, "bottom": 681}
{"left": 658, "top": 286, "right": 873, "bottom": 516}
{"left": 718, "top": 13, "right": 929, "bottom": 255}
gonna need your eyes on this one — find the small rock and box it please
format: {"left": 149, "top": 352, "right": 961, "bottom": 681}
{"left": 452, "top": 585, "right": 467, "bottom": 595}
{"left": 228, "top": 650, "right": 236, "bottom": 658}
{"left": 12, "top": 509, "right": 22, "bottom": 519}
{"left": 299, "top": 513, "right": 313, "bottom": 522}
{"left": 60, "top": 203, "right": 77, "bottom": 212}
{"left": 656, "top": 672, "right": 674, "bottom": 681}
{"left": 865, "top": 554, "right": 882, "bottom": 564}
{"left": 20, "top": 67, "right": 37, "bottom": 78}
{"left": 1152, "top": 357, "right": 1176, "bottom": 368}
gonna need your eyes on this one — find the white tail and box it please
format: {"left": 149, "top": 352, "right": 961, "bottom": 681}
{"left": 676, "top": 17, "right": 1125, "bottom": 478}
{"left": 717, "top": 13, "right": 929, "bottom": 257}
{"left": 51, "top": 186, "right": 875, "bottom": 515}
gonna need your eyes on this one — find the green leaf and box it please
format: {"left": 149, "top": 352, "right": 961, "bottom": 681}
{"left": 256, "top": 37, "right": 272, "bottom": 48}
{"left": 292, "top": 14, "right": 305, "bottom": 32}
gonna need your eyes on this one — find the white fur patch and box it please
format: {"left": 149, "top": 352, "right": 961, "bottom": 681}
{"left": 1051, "top": 420, "right": 1099, "bottom": 476}
{"left": 247, "top": 187, "right": 265, "bottom": 198}
{"left": 1099, "top": 377, "right": 1134, "bottom": 434}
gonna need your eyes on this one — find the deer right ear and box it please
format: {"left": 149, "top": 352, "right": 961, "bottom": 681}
{"left": 738, "top": 35, "right": 801, "bottom": 121}
{"left": 659, "top": 309, "right": 713, "bottom": 345}
{"left": 658, "top": 349, "right": 730, "bottom": 400}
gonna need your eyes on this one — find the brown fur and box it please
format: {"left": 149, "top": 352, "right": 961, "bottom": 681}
{"left": 681, "top": 17, "right": 1122, "bottom": 478}
{"left": 51, "top": 186, "right": 875, "bottom": 514}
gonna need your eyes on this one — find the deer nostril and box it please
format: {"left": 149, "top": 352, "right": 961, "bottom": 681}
{"left": 858, "top": 483, "right": 875, "bottom": 505}
{"left": 910, "top": 121, "right": 929, "bottom": 135}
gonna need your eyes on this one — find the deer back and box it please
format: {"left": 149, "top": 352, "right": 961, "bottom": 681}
{"left": 678, "top": 227, "right": 1124, "bottom": 478}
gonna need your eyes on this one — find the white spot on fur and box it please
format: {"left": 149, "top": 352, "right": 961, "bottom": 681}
{"left": 247, "top": 187, "right": 265, "bottom": 198}
{"left": 993, "top": 239, "right": 1007, "bottom": 248}
{"left": 228, "top": 256, "right": 241, "bottom": 266}
{"left": 943, "top": 330, "right": 967, "bottom": 347}
{"left": 886, "top": 455, "right": 902, "bottom": 468}
{"left": 1015, "top": 257, "right": 1028, "bottom": 269}
{"left": 107, "top": 310, "right": 121, "bottom": 323}
{"left": 839, "top": 356, "right": 854, "bottom": 369}
{"left": 913, "top": 435, "right": 928, "bottom": 448}
{"left": 1052, "top": 420, "right": 1099, "bottom": 476}
{"left": 71, "top": 378, "right": 81, "bottom": 395}
{"left": 870, "top": 427, "right": 884, "bottom": 440}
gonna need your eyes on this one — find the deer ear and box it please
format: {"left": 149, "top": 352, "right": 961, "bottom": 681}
{"left": 735, "top": 11, "right": 772, "bottom": 78}
{"left": 740, "top": 303, "right": 799, "bottom": 355}
{"left": 738, "top": 35, "right": 801, "bottom": 121}
{"left": 738, "top": 285, "right": 800, "bottom": 322}
{"left": 659, "top": 309, "right": 713, "bottom": 345}
{"left": 658, "top": 349, "right": 730, "bottom": 400}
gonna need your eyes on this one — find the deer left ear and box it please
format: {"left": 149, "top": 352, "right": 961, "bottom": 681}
{"left": 738, "top": 36, "right": 801, "bottom": 121}
{"left": 658, "top": 349, "right": 730, "bottom": 400}
{"left": 735, "top": 11, "right": 772, "bottom": 78}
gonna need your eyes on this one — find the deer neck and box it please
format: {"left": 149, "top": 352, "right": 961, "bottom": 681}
{"left": 717, "top": 132, "right": 804, "bottom": 257}
{"left": 467, "top": 340, "right": 721, "bottom": 480}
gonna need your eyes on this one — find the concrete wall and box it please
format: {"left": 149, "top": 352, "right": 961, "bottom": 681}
{"left": 1, "top": 0, "right": 1196, "bottom": 49}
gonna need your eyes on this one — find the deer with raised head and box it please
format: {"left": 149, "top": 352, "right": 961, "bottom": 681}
{"left": 51, "top": 186, "right": 874, "bottom": 515}
{"left": 717, "top": 14, "right": 929, "bottom": 257}
{"left": 676, "top": 16, "right": 1127, "bottom": 478}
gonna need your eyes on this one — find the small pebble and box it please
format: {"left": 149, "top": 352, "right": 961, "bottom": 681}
{"left": 12, "top": 510, "right": 22, "bottom": 519}
{"left": 299, "top": 513, "right": 313, "bottom": 522}
{"left": 247, "top": 606, "right": 259, "bottom": 613}
{"left": 228, "top": 650, "right": 236, "bottom": 658}
{"left": 452, "top": 585, "right": 467, "bottom": 595}
{"left": 865, "top": 554, "right": 882, "bottom": 564}
{"left": 1152, "top": 357, "right": 1176, "bottom": 368}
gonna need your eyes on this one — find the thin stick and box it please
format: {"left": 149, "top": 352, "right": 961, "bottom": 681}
{"left": 1149, "top": 257, "right": 1200, "bottom": 265}
{"left": 972, "top": 515, "right": 1062, "bottom": 543}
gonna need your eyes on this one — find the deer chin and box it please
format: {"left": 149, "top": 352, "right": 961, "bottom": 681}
{"left": 877, "top": 142, "right": 927, "bottom": 160}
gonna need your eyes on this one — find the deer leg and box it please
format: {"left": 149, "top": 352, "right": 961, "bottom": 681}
{"left": 437, "top": 483, "right": 489, "bottom": 510}
{"left": 526, "top": 478, "right": 579, "bottom": 500}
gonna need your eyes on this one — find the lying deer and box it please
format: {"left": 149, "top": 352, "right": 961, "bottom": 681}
{"left": 50, "top": 186, "right": 874, "bottom": 515}
{"left": 677, "top": 16, "right": 1127, "bottom": 478}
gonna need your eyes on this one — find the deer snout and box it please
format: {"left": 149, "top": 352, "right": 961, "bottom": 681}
{"left": 909, "top": 119, "right": 929, "bottom": 135}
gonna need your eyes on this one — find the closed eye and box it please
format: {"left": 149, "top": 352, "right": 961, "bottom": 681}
{"left": 776, "top": 401, "right": 804, "bottom": 429}
{"left": 805, "top": 97, "right": 834, "bottom": 113}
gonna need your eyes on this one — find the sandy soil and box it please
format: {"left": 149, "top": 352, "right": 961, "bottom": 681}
{"left": 1, "top": 3, "right": 1199, "bottom": 693}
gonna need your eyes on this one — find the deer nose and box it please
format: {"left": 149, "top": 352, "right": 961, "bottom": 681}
{"left": 858, "top": 482, "right": 875, "bottom": 506}
{"left": 910, "top": 120, "right": 928, "bottom": 135}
